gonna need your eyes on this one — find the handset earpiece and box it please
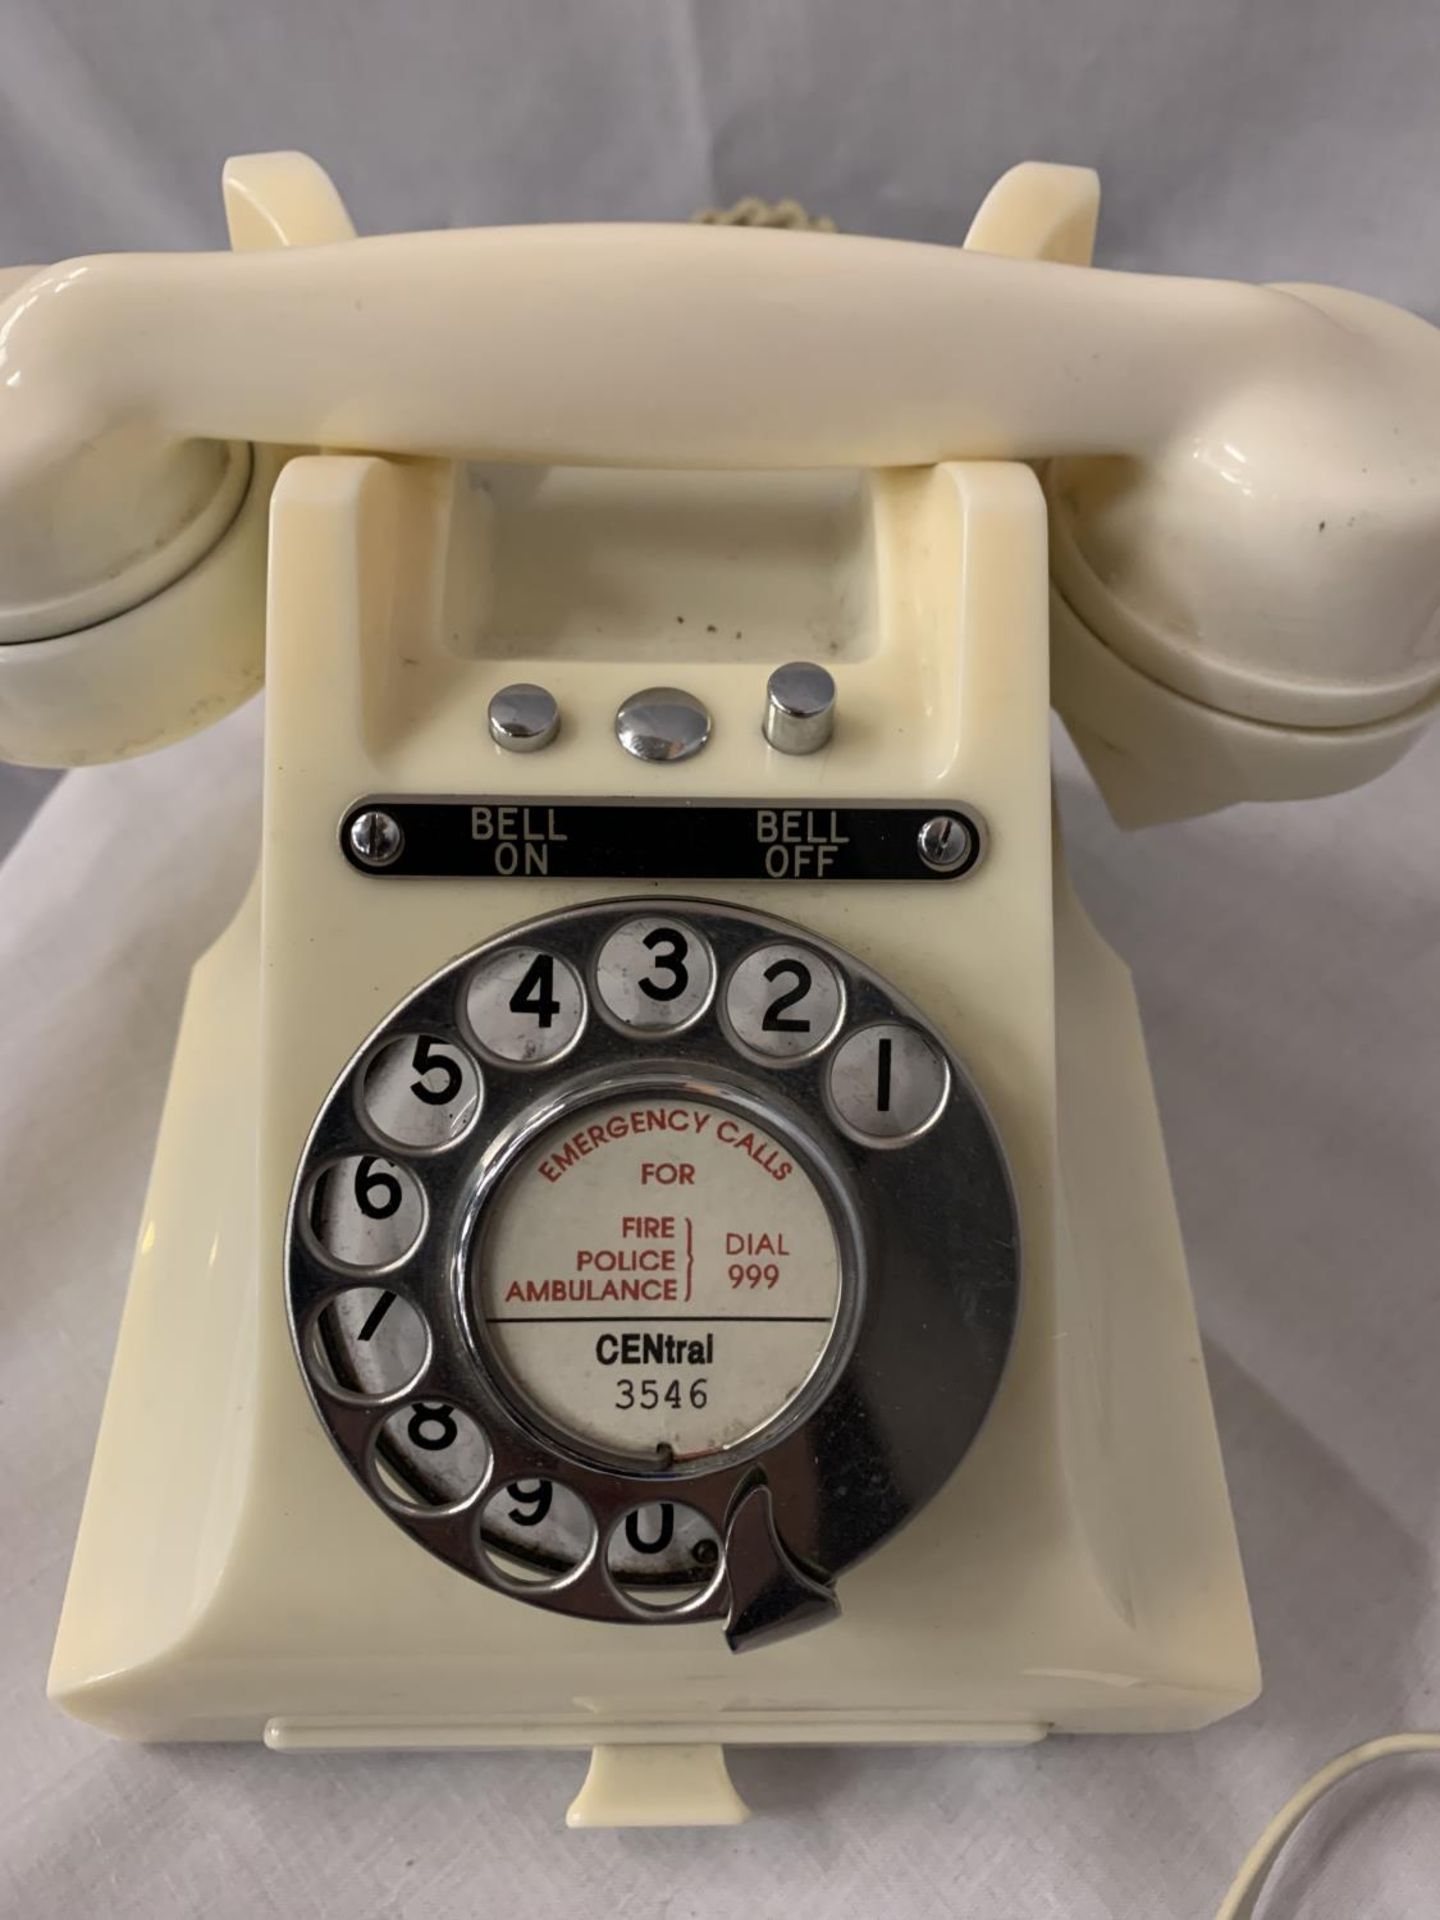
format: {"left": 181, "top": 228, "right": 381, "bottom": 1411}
{"left": 966, "top": 165, "right": 1440, "bottom": 820}
{"left": 0, "top": 152, "right": 352, "bottom": 769}
{"left": 1047, "top": 282, "right": 1440, "bottom": 822}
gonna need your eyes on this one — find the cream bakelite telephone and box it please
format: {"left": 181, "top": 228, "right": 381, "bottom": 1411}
{"left": 4, "top": 150, "right": 1439, "bottom": 1832}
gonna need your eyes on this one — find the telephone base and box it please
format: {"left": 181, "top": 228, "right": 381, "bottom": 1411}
{"left": 47, "top": 453, "right": 1255, "bottom": 1821}
{"left": 48, "top": 845, "right": 1257, "bottom": 1799}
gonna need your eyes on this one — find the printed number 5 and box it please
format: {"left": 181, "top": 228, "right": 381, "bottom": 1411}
{"left": 409, "top": 1035, "right": 462, "bottom": 1105}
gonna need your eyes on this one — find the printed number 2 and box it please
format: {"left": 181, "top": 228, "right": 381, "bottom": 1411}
{"left": 509, "top": 953, "right": 561, "bottom": 1028}
{"left": 762, "top": 958, "right": 812, "bottom": 1033}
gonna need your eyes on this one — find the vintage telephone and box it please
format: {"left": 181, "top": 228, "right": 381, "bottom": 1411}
{"left": 3, "top": 151, "right": 1438, "bottom": 1833}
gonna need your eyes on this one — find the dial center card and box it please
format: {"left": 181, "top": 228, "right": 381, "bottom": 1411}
{"left": 474, "top": 1093, "right": 842, "bottom": 1461}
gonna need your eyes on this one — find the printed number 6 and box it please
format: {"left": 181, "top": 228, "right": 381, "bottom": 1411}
{"left": 353, "top": 1154, "right": 402, "bottom": 1220}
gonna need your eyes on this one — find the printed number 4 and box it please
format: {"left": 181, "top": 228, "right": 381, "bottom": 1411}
{"left": 509, "top": 953, "right": 561, "bottom": 1028}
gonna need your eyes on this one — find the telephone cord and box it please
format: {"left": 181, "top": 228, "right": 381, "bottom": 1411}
{"left": 1215, "top": 1733, "right": 1440, "bottom": 1918}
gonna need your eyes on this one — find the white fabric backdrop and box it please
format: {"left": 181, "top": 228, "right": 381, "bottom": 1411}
{"left": 2, "top": 3, "right": 1438, "bottom": 1915}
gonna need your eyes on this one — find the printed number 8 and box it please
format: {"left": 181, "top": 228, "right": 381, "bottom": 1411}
{"left": 406, "top": 1402, "right": 457, "bottom": 1451}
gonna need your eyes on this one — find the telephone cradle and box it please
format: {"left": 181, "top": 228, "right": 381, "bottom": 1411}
{"left": 3, "top": 152, "right": 1437, "bottom": 1829}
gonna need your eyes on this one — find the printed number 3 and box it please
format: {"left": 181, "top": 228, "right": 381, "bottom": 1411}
{"left": 639, "top": 927, "right": 689, "bottom": 1002}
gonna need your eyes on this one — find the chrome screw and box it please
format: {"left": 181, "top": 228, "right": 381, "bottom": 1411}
{"left": 916, "top": 813, "right": 975, "bottom": 874}
{"left": 348, "top": 809, "right": 404, "bottom": 868}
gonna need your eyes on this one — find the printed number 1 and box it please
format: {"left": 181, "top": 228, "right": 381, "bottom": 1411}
{"left": 876, "top": 1037, "right": 893, "bottom": 1113}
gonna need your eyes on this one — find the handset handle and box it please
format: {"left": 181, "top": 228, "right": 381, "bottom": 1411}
{"left": 0, "top": 223, "right": 1345, "bottom": 476}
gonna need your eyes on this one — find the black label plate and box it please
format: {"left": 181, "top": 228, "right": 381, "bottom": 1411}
{"left": 340, "top": 800, "right": 985, "bottom": 882}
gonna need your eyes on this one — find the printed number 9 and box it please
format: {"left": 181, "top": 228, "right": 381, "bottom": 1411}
{"left": 506, "top": 1479, "right": 554, "bottom": 1528}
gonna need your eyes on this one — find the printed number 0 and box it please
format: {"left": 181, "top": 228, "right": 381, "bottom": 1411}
{"left": 625, "top": 1503, "right": 675, "bottom": 1554}
{"left": 639, "top": 927, "right": 689, "bottom": 1002}
{"left": 762, "top": 958, "right": 813, "bottom": 1033}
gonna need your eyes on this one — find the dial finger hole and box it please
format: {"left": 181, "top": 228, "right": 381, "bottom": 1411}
{"left": 593, "top": 915, "right": 715, "bottom": 1034}
{"left": 826, "top": 1022, "right": 950, "bottom": 1144}
{"left": 360, "top": 1033, "right": 482, "bottom": 1151}
{"left": 305, "top": 1287, "right": 430, "bottom": 1401}
{"left": 605, "top": 1502, "right": 725, "bottom": 1613}
{"left": 304, "top": 1153, "right": 425, "bottom": 1270}
{"left": 463, "top": 946, "right": 586, "bottom": 1066}
{"left": 368, "top": 1401, "right": 490, "bottom": 1512}
{"left": 723, "top": 941, "right": 844, "bottom": 1062}
{"left": 477, "top": 1478, "right": 596, "bottom": 1589}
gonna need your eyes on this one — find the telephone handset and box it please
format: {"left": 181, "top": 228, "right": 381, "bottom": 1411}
{"left": 4, "top": 155, "right": 1439, "bottom": 802}
{"left": 5, "top": 152, "right": 1436, "bottom": 1825}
